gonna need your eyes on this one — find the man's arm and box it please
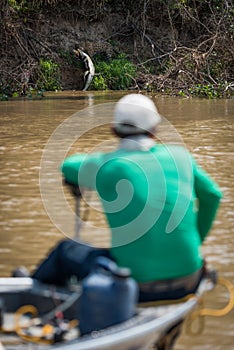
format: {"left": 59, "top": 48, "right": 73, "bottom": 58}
{"left": 193, "top": 159, "right": 222, "bottom": 241}
{"left": 61, "top": 154, "right": 86, "bottom": 186}
{"left": 61, "top": 153, "right": 103, "bottom": 190}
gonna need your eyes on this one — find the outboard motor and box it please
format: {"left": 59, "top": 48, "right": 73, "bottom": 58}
{"left": 77, "top": 256, "right": 139, "bottom": 335}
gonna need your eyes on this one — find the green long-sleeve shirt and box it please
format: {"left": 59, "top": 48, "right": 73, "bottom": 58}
{"left": 61, "top": 143, "right": 222, "bottom": 282}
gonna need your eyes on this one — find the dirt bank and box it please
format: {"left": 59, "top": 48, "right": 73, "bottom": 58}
{"left": 0, "top": 0, "right": 233, "bottom": 98}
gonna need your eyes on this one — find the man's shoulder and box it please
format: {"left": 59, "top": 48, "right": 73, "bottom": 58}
{"left": 152, "top": 144, "right": 191, "bottom": 157}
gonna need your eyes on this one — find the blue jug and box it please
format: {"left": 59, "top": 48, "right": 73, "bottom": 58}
{"left": 77, "top": 256, "right": 139, "bottom": 335}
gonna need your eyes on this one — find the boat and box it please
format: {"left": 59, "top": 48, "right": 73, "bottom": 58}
{"left": 0, "top": 274, "right": 215, "bottom": 350}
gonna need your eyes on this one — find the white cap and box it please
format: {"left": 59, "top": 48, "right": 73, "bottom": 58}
{"left": 114, "top": 94, "right": 161, "bottom": 134}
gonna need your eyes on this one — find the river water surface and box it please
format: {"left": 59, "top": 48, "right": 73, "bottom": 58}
{"left": 0, "top": 91, "right": 233, "bottom": 349}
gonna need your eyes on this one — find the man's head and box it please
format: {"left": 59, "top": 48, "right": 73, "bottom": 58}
{"left": 113, "top": 94, "right": 161, "bottom": 138}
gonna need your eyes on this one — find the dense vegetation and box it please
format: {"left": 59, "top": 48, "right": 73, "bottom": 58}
{"left": 0, "top": 0, "right": 233, "bottom": 99}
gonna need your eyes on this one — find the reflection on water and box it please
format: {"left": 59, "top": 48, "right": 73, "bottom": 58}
{"left": 0, "top": 92, "right": 233, "bottom": 349}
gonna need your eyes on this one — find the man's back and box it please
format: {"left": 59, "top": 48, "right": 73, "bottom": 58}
{"left": 78, "top": 144, "right": 202, "bottom": 282}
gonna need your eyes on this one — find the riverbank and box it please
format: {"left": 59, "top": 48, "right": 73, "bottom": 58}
{"left": 1, "top": 1, "right": 233, "bottom": 99}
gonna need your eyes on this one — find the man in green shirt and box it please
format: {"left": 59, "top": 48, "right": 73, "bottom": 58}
{"left": 33, "top": 94, "right": 222, "bottom": 302}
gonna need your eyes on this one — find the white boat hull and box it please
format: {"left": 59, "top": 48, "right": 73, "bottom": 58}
{"left": 0, "top": 277, "right": 214, "bottom": 350}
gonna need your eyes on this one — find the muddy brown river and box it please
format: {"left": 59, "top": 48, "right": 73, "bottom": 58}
{"left": 0, "top": 91, "right": 233, "bottom": 349}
